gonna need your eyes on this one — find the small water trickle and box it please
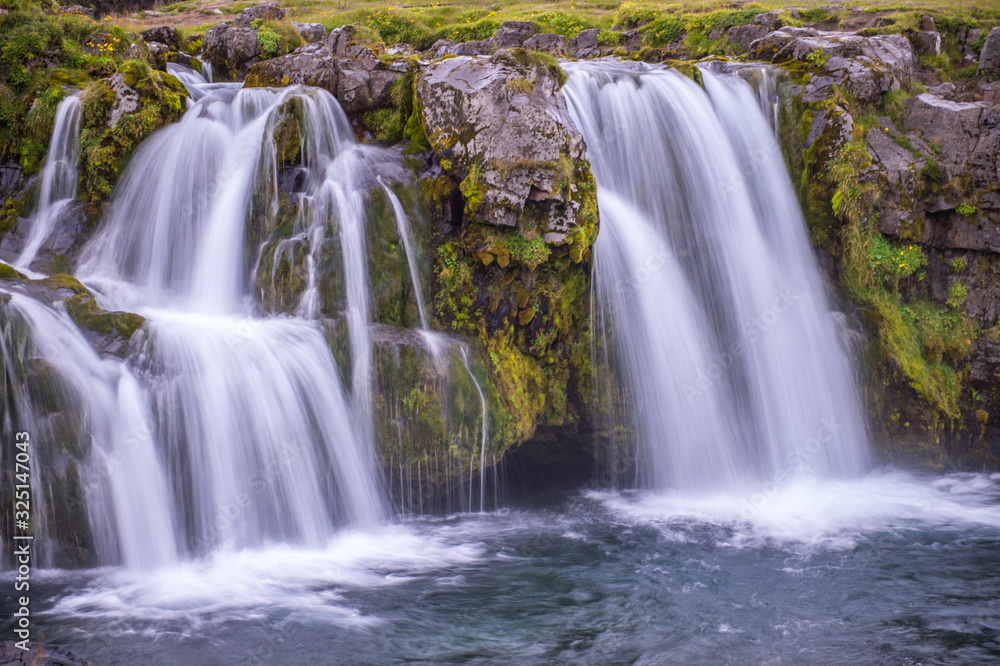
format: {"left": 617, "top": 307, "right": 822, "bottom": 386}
{"left": 13, "top": 93, "right": 82, "bottom": 276}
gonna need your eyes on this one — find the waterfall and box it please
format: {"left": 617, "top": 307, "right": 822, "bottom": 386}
{"left": 0, "top": 69, "right": 388, "bottom": 566}
{"left": 381, "top": 180, "right": 429, "bottom": 331}
{"left": 13, "top": 93, "right": 81, "bottom": 276}
{"left": 0, "top": 292, "right": 178, "bottom": 569}
{"left": 564, "top": 62, "right": 871, "bottom": 493}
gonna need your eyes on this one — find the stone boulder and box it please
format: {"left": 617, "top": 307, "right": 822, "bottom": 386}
{"left": 980, "top": 27, "right": 1000, "bottom": 76}
{"left": 233, "top": 2, "right": 284, "bottom": 28}
{"left": 415, "top": 51, "right": 588, "bottom": 231}
{"left": 863, "top": 93, "right": 1000, "bottom": 257}
{"left": 328, "top": 24, "right": 354, "bottom": 56}
{"left": 294, "top": 22, "right": 327, "bottom": 44}
{"left": 522, "top": 32, "right": 568, "bottom": 57}
{"left": 726, "top": 24, "right": 768, "bottom": 50}
{"left": 570, "top": 28, "right": 601, "bottom": 58}
{"left": 908, "top": 30, "right": 941, "bottom": 56}
{"left": 755, "top": 29, "right": 915, "bottom": 103}
{"left": 141, "top": 26, "right": 179, "bottom": 49}
{"left": 445, "top": 39, "right": 493, "bottom": 57}
{"left": 107, "top": 72, "right": 140, "bottom": 127}
{"left": 244, "top": 37, "right": 403, "bottom": 116}
{"left": 204, "top": 25, "right": 262, "bottom": 80}
{"left": 493, "top": 21, "right": 537, "bottom": 49}
{"left": 903, "top": 94, "right": 997, "bottom": 177}
{"left": 753, "top": 11, "right": 781, "bottom": 31}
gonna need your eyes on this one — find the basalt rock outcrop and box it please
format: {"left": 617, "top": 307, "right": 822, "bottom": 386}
{"left": 416, "top": 50, "right": 587, "bottom": 232}
{"left": 203, "top": 3, "right": 301, "bottom": 81}
{"left": 774, "top": 21, "right": 1000, "bottom": 470}
{"left": 408, "top": 49, "right": 599, "bottom": 462}
{"left": 981, "top": 27, "right": 1000, "bottom": 77}
{"left": 244, "top": 26, "right": 404, "bottom": 116}
{"left": 753, "top": 28, "right": 915, "bottom": 102}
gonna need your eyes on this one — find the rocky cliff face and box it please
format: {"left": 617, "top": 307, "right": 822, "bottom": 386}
{"left": 412, "top": 48, "right": 599, "bottom": 469}
{"left": 770, "top": 22, "right": 1000, "bottom": 470}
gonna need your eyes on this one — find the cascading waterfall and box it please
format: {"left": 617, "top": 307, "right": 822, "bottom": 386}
{"left": 564, "top": 62, "right": 871, "bottom": 493}
{"left": 13, "top": 93, "right": 81, "bottom": 276}
{"left": 14, "top": 68, "right": 387, "bottom": 566}
{"left": 0, "top": 292, "right": 177, "bottom": 569}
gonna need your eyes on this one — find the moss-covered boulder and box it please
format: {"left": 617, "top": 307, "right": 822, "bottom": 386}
{"left": 203, "top": 3, "right": 304, "bottom": 81}
{"left": 35, "top": 273, "right": 145, "bottom": 356}
{"left": 410, "top": 50, "right": 599, "bottom": 464}
{"left": 416, "top": 49, "right": 584, "bottom": 231}
{"left": 753, "top": 28, "right": 915, "bottom": 103}
{"left": 77, "top": 61, "right": 186, "bottom": 206}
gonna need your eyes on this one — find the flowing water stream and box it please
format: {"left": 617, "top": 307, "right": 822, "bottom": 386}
{"left": 1, "top": 62, "right": 998, "bottom": 665}
{"left": 13, "top": 93, "right": 82, "bottom": 277}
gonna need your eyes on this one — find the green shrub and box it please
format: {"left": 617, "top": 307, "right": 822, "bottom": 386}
{"left": 614, "top": 1, "right": 660, "bottom": 29}
{"left": 642, "top": 16, "right": 684, "bottom": 46}
{"left": 957, "top": 202, "right": 976, "bottom": 218}
{"left": 806, "top": 47, "right": 829, "bottom": 67}
{"left": 947, "top": 281, "right": 967, "bottom": 309}
{"left": 866, "top": 235, "right": 927, "bottom": 282}
{"left": 257, "top": 27, "right": 280, "bottom": 58}
{"left": 921, "top": 160, "right": 946, "bottom": 182}
{"left": 533, "top": 13, "right": 590, "bottom": 39}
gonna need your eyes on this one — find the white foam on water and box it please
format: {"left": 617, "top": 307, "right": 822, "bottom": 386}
{"left": 594, "top": 471, "right": 1000, "bottom": 551}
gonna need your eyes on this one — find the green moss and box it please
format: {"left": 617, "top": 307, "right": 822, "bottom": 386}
{"left": 957, "top": 202, "right": 976, "bottom": 218}
{"left": 947, "top": 281, "right": 967, "bottom": 309}
{"left": 828, "top": 139, "right": 975, "bottom": 423}
{"left": 400, "top": 62, "right": 432, "bottom": 153}
{"left": 257, "top": 27, "right": 280, "bottom": 58}
{"left": 65, "top": 295, "right": 144, "bottom": 340}
{"left": 458, "top": 161, "right": 484, "bottom": 217}
{"left": 881, "top": 88, "right": 911, "bottom": 125}
{"left": 951, "top": 256, "right": 966, "bottom": 272}
{"left": 258, "top": 20, "right": 302, "bottom": 60}
{"left": 806, "top": 47, "right": 830, "bottom": 68}
{"left": 0, "top": 1, "right": 149, "bottom": 173}
{"left": 363, "top": 107, "right": 404, "bottom": 144}
{"left": 77, "top": 69, "right": 185, "bottom": 203}
{"left": 38, "top": 273, "right": 89, "bottom": 295}
{"left": 0, "top": 262, "right": 24, "bottom": 279}
{"left": 921, "top": 160, "right": 946, "bottom": 183}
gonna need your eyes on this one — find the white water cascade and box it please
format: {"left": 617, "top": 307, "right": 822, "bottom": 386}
{"left": 2, "top": 68, "right": 388, "bottom": 566}
{"left": 564, "top": 62, "right": 871, "bottom": 493}
{"left": 0, "top": 292, "right": 178, "bottom": 569}
{"left": 13, "top": 93, "right": 81, "bottom": 276}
